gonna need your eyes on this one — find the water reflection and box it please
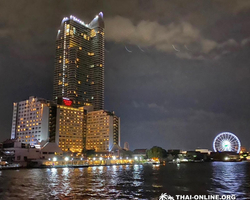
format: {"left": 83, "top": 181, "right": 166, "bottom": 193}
{"left": 209, "top": 162, "right": 250, "bottom": 199}
{"left": 0, "top": 163, "right": 249, "bottom": 199}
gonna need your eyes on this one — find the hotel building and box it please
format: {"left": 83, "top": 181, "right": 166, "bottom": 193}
{"left": 53, "top": 13, "right": 104, "bottom": 110}
{"left": 10, "top": 13, "right": 122, "bottom": 154}
{"left": 49, "top": 98, "right": 86, "bottom": 153}
{"left": 86, "top": 110, "right": 120, "bottom": 152}
{"left": 10, "top": 96, "right": 50, "bottom": 146}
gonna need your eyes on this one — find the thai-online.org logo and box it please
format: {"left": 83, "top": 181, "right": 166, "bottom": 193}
{"left": 159, "top": 193, "right": 237, "bottom": 200}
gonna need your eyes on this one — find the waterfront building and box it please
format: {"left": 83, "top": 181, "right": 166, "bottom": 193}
{"left": 2, "top": 139, "right": 63, "bottom": 166}
{"left": 53, "top": 13, "right": 104, "bottom": 110}
{"left": 195, "top": 148, "right": 211, "bottom": 154}
{"left": 49, "top": 98, "right": 86, "bottom": 153}
{"left": 86, "top": 110, "right": 120, "bottom": 152}
{"left": 133, "top": 149, "right": 147, "bottom": 159}
{"left": 10, "top": 96, "right": 50, "bottom": 146}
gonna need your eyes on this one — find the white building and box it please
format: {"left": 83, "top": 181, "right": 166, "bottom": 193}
{"left": 3, "top": 139, "right": 63, "bottom": 164}
{"left": 11, "top": 96, "right": 50, "bottom": 146}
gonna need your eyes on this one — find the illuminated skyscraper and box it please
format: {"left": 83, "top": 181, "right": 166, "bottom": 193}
{"left": 53, "top": 13, "right": 104, "bottom": 110}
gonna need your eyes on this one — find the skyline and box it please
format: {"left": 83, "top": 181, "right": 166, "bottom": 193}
{"left": 1, "top": 0, "right": 250, "bottom": 151}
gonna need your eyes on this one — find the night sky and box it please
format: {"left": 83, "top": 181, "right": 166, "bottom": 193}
{"left": 1, "top": 0, "right": 250, "bottom": 151}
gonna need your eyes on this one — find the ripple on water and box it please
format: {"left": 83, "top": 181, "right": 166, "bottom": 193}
{"left": 0, "top": 163, "right": 249, "bottom": 199}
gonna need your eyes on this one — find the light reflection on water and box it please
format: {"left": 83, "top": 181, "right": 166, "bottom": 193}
{"left": 209, "top": 162, "right": 250, "bottom": 199}
{"left": 0, "top": 162, "right": 249, "bottom": 199}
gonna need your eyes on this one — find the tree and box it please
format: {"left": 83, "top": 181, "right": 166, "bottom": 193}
{"left": 82, "top": 149, "right": 96, "bottom": 158}
{"left": 146, "top": 146, "right": 167, "bottom": 160}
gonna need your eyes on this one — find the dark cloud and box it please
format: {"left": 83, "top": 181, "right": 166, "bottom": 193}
{"left": 1, "top": 0, "right": 250, "bottom": 151}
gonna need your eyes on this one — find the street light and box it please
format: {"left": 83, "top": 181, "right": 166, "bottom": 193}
{"left": 65, "top": 157, "right": 69, "bottom": 161}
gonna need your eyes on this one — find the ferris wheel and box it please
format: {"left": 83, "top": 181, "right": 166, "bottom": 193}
{"left": 213, "top": 132, "right": 241, "bottom": 153}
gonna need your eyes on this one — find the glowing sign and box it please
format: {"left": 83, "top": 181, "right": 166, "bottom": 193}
{"left": 63, "top": 98, "right": 73, "bottom": 106}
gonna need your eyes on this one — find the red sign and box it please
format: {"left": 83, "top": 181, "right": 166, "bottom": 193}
{"left": 63, "top": 98, "right": 73, "bottom": 106}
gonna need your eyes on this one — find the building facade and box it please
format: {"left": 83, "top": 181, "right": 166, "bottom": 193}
{"left": 86, "top": 110, "right": 120, "bottom": 152}
{"left": 53, "top": 13, "right": 104, "bottom": 110}
{"left": 10, "top": 13, "right": 122, "bottom": 154}
{"left": 10, "top": 96, "right": 50, "bottom": 146}
{"left": 51, "top": 102, "right": 86, "bottom": 153}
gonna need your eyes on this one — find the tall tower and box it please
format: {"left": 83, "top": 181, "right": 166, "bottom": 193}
{"left": 53, "top": 13, "right": 104, "bottom": 110}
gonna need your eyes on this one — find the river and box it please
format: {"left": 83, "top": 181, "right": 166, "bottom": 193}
{"left": 0, "top": 162, "right": 249, "bottom": 199}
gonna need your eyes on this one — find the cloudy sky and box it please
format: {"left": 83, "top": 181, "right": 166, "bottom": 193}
{"left": 1, "top": 0, "right": 250, "bottom": 151}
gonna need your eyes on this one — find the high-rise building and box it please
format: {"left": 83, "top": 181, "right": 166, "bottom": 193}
{"left": 10, "top": 13, "right": 122, "bottom": 154}
{"left": 10, "top": 96, "right": 50, "bottom": 146}
{"left": 48, "top": 98, "right": 86, "bottom": 153}
{"left": 53, "top": 13, "right": 104, "bottom": 110}
{"left": 86, "top": 110, "right": 120, "bottom": 152}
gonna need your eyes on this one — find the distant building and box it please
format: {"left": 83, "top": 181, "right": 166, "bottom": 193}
{"left": 195, "top": 149, "right": 211, "bottom": 154}
{"left": 124, "top": 142, "right": 129, "bottom": 151}
{"left": 167, "top": 149, "right": 181, "bottom": 155}
{"left": 133, "top": 149, "right": 147, "bottom": 159}
{"left": 10, "top": 96, "right": 50, "bottom": 146}
{"left": 53, "top": 13, "right": 105, "bottom": 110}
{"left": 86, "top": 110, "right": 120, "bottom": 152}
{"left": 240, "top": 146, "right": 246, "bottom": 153}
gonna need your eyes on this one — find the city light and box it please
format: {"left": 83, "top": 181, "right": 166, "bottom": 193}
{"left": 112, "top": 156, "right": 116, "bottom": 160}
{"left": 99, "top": 157, "right": 103, "bottom": 160}
{"left": 48, "top": 158, "right": 51, "bottom": 161}
{"left": 53, "top": 157, "right": 57, "bottom": 162}
{"left": 65, "top": 157, "right": 69, "bottom": 161}
{"left": 134, "top": 156, "right": 138, "bottom": 160}
{"left": 93, "top": 157, "right": 96, "bottom": 160}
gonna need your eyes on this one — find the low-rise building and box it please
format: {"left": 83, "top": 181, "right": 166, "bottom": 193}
{"left": 2, "top": 139, "right": 63, "bottom": 166}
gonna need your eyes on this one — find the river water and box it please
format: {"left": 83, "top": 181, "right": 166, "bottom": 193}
{"left": 0, "top": 162, "right": 249, "bottom": 199}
